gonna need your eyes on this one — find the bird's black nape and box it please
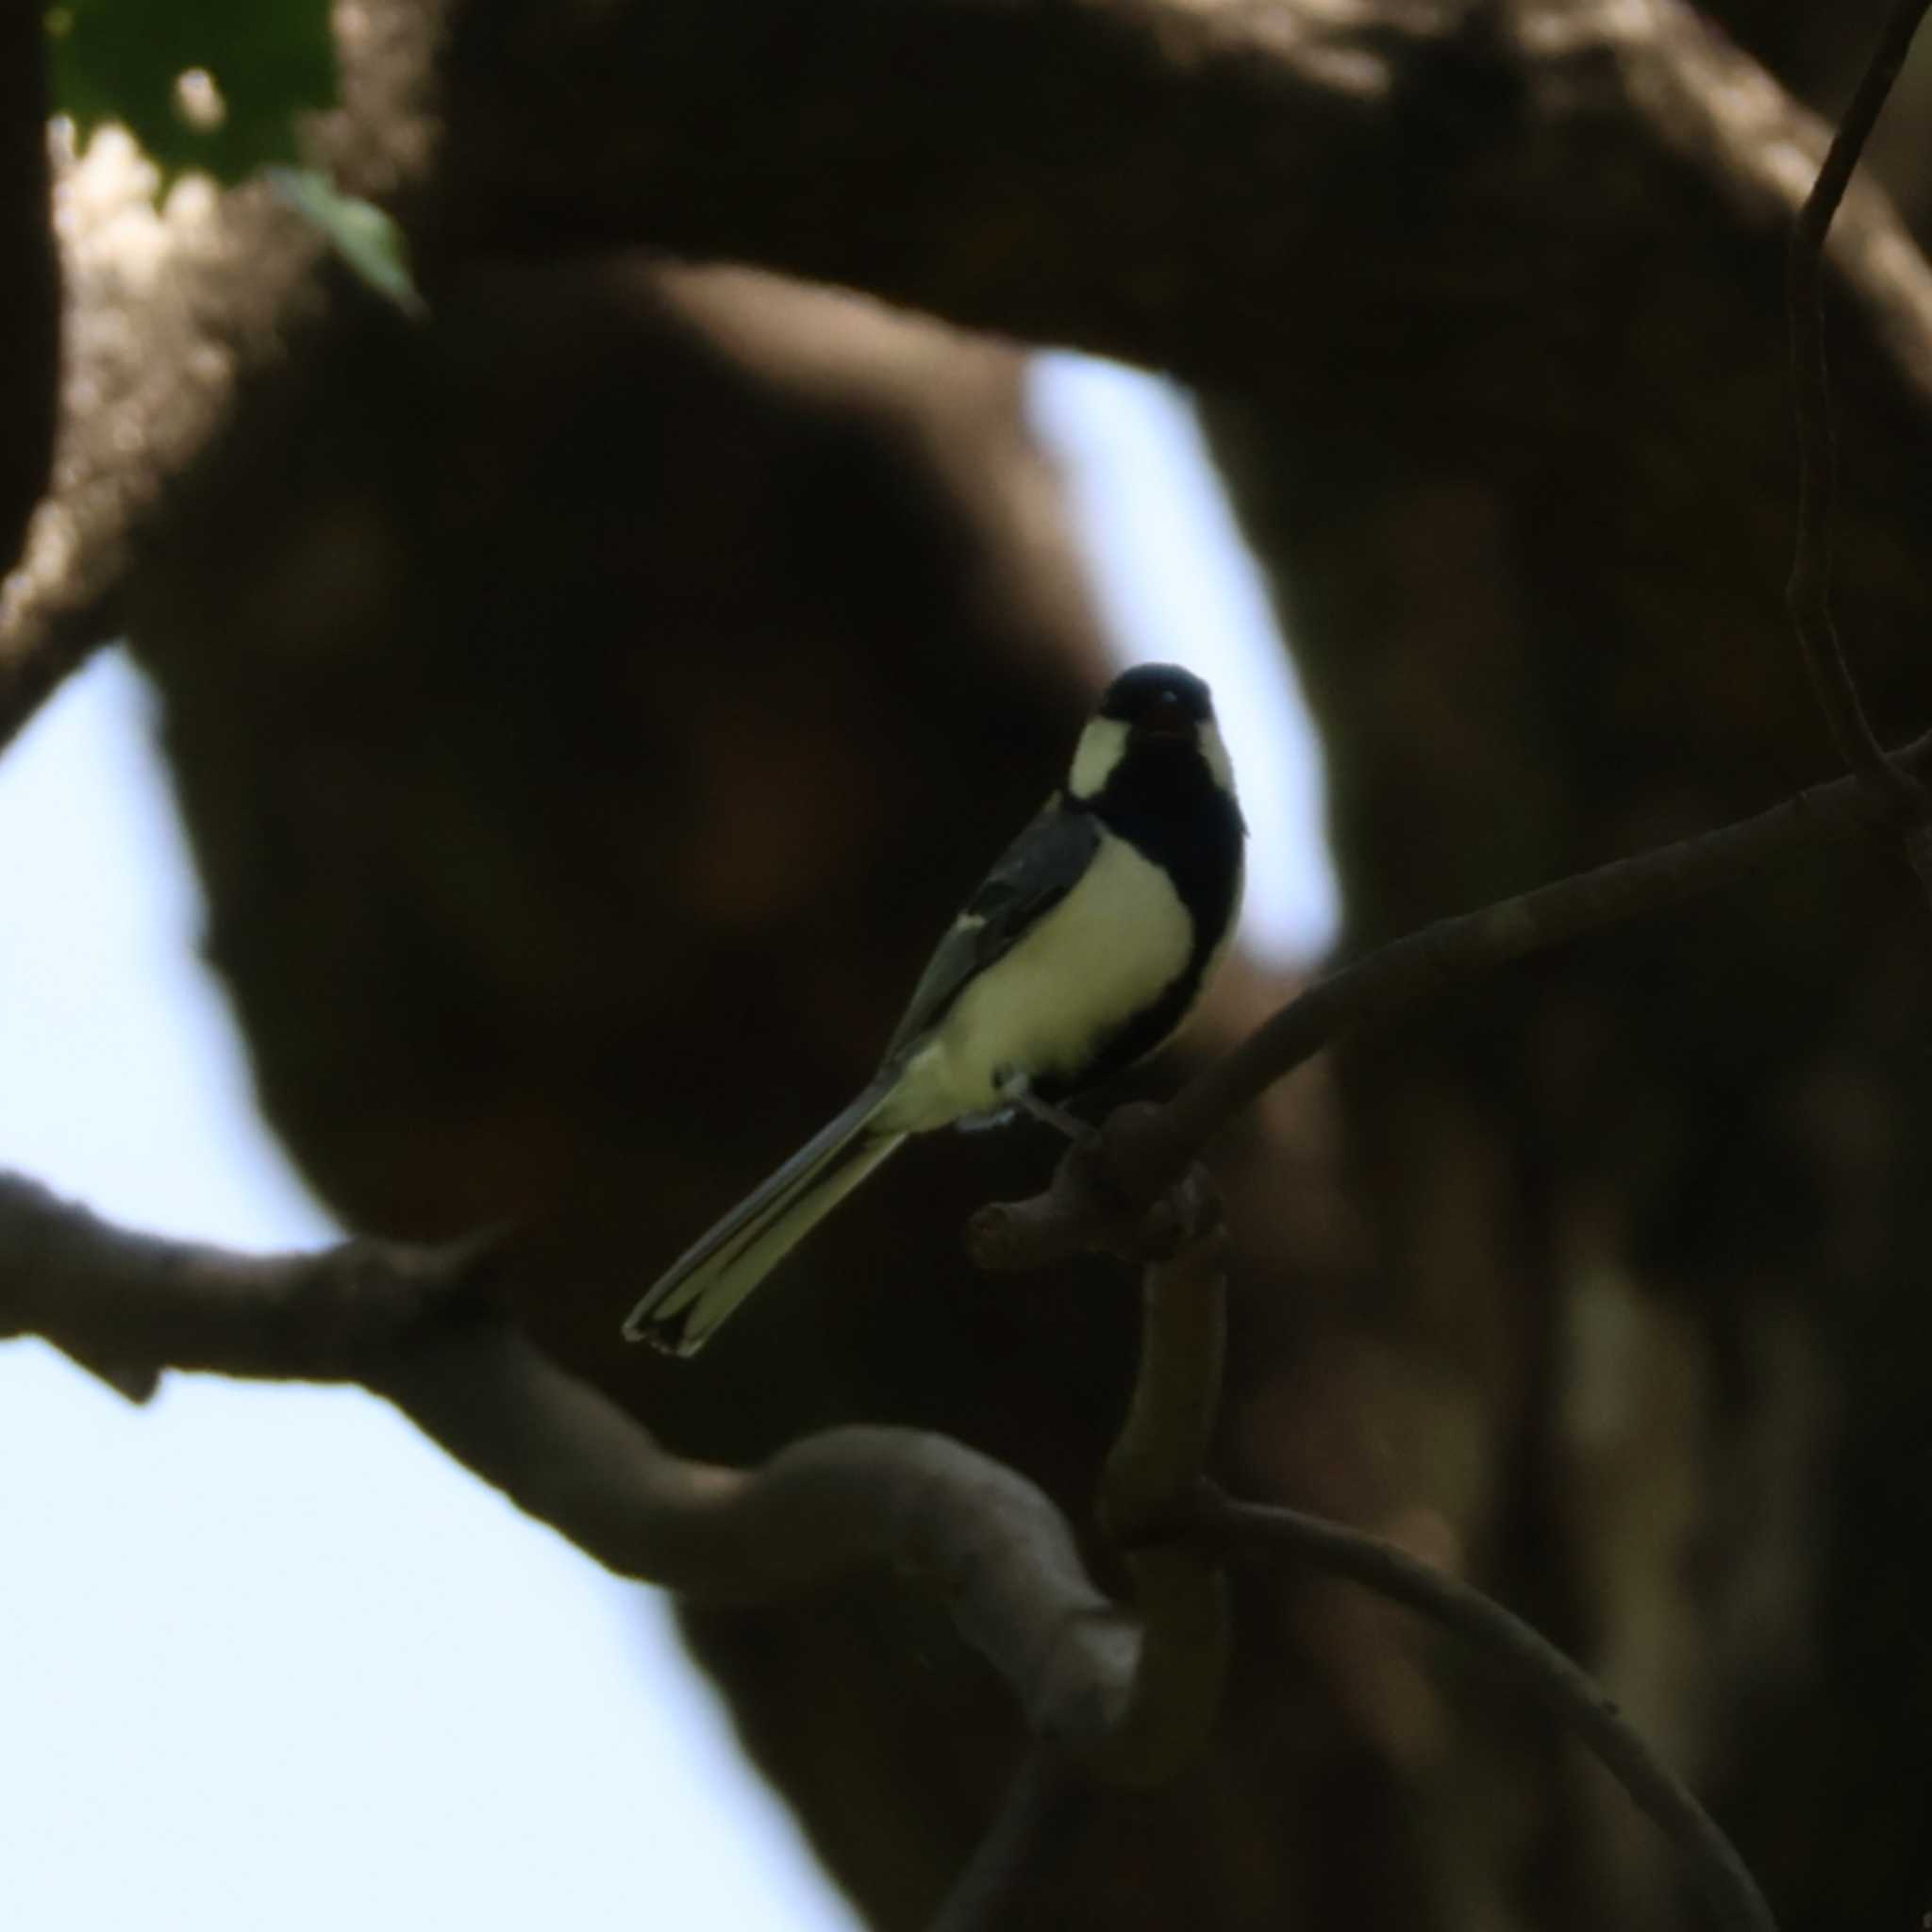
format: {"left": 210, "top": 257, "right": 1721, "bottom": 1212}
{"left": 1095, "top": 662, "right": 1214, "bottom": 728}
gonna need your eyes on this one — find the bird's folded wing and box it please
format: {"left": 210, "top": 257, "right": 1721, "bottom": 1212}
{"left": 881, "top": 799, "right": 1101, "bottom": 1061}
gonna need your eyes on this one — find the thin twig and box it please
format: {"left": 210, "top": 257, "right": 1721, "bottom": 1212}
{"left": 1157, "top": 743, "right": 1918, "bottom": 1163}
{"left": 1190, "top": 1494, "right": 1776, "bottom": 1932}
{"left": 1785, "top": 0, "right": 1932, "bottom": 819}
{"left": 924, "top": 1749, "right": 1091, "bottom": 1932}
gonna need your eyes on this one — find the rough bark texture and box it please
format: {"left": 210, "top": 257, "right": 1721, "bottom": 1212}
{"left": 0, "top": 150, "right": 323, "bottom": 744}
{"left": 15, "top": 0, "right": 1932, "bottom": 1928}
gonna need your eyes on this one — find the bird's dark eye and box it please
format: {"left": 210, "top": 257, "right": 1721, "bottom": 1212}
{"left": 1135, "top": 690, "right": 1193, "bottom": 740}
{"left": 1094, "top": 661, "right": 1212, "bottom": 734}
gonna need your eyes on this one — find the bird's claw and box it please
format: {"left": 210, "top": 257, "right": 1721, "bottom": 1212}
{"left": 999, "top": 1073, "right": 1097, "bottom": 1146}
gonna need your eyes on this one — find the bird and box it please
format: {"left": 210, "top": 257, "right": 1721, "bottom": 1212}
{"left": 624, "top": 661, "right": 1246, "bottom": 1356}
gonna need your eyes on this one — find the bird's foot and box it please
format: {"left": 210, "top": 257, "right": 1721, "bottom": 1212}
{"left": 999, "top": 1074, "right": 1096, "bottom": 1145}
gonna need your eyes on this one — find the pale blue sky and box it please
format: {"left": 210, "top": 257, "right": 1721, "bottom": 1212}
{"left": 0, "top": 355, "right": 1332, "bottom": 1931}
{"left": 1031, "top": 355, "right": 1336, "bottom": 962}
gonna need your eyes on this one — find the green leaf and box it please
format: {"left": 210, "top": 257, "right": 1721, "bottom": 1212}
{"left": 48, "top": 0, "right": 338, "bottom": 187}
{"left": 269, "top": 169, "right": 428, "bottom": 320}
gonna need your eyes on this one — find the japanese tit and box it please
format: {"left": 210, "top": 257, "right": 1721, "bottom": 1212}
{"left": 625, "top": 662, "right": 1245, "bottom": 1355}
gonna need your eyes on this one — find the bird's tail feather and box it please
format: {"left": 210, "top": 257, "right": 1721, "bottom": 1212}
{"left": 624, "top": 1076, "right": 906, "bottom": 1356}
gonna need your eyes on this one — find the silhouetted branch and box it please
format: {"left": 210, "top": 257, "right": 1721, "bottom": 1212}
{"left": 1785, "top": 0, "right": 1932, "bottom": 832}
{"left": 0, "top": 1170, "right": 1223, "bottom": 1778}
{"left": 1188, "top": 1494, "right": 1776, "bottom": 1932}
{"left": 924, "top": 1749, "right": 1091, "bottom": 1932}
{"left": 2, "top": 1163, "right": 1776, "bottom": 1923}
{"left": 924, "top": 1170, "right": 1235, "bottom": 1929}
{"left": 382, "top": 1321, "right": 1141, "bottom": 1749}
{"left": 1091, "top": 1181, "right": 1230, "bottom": 1785}
{"left": 972, "top": 732, "right": 1932, "bottom": 1271}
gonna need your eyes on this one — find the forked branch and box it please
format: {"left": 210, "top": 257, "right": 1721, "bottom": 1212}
{"left": 2, "top": 1165, "right": 1772, "bottom": 1929}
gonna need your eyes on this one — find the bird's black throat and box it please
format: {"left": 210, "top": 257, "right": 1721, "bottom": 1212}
{"left": 1059, "top": 739, "right": 1245, "bottom": 1093}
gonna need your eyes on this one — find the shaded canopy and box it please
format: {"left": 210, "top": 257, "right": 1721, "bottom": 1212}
{"left": 7, "top": 2, "right": 1932, "bottom": 1926}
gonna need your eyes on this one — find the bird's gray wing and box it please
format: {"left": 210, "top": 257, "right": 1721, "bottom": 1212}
{"left": 882, "top": 797, "right": 1101, "bottom": 1061}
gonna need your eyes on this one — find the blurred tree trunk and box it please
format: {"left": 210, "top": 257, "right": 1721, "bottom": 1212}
{"left": 67, "top": 1, "right": 1932, "bottom": 1928}
{"left": 0, "top": 6, "right": 57, "bottom": 578}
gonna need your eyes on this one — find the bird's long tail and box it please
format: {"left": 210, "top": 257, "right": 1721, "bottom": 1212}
{"left": 623, "top": 1075, "right": 907, "bottom": 1356}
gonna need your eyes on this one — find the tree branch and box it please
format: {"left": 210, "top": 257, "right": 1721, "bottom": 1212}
{"left": 0, "top": 155, "right": 325, "bottom": 753}
{"left": 1091, "top": 1180, "right": 1230, "bottom": 1785}
{"left": 0, "top": 1170, "right": 1214, "bottom": 1775}
{"left": 924, "top": 1748, "right": 1092, "bottom": 1932}
{"left": 0, "top": 1174, "right": 1770, "bottom": 1921}
{"left": 1187, "top": 1495, "right": 1775, "bottom": 1932}
{"left": 421, "top": 0, "right": 1932, "bottom": 410}
{"left": 17, "top": 0, "right": 1932, "bottom": 776}
{"left": 971, "top": 730, "right": 1932, "bottom": 1272}
{"left": 1785, "top": 0, "right": 1932, "bottom": 830}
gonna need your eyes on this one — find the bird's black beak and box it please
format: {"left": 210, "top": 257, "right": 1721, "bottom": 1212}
{"left": 1134, "top": 692, "right": 1194, "bottom": 742}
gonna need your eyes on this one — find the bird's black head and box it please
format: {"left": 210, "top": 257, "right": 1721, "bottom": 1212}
{"left": 1096, "top": 663, "right": 1215, "bottom": 741}
{"left": 1068, "top": 662, "right": 1234, "bottom": 808}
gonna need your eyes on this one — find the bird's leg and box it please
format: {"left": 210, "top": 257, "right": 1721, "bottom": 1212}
{"left": 998, "top": 1070, "right": 1094, "bottom": 1145}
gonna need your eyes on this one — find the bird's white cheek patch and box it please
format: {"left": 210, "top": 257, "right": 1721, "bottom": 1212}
{"left": 1068, "top": 717, "right": 1129, "bottom": 800}
{"left": 894, "top": 830, "right": 1193, "bottom": 1124}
